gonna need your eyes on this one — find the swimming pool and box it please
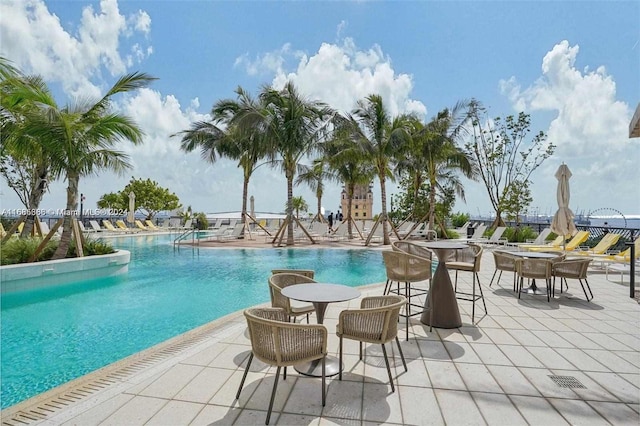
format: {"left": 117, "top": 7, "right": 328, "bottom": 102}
{"left": 0, "top": 235, "right": 386, "bottom": 409}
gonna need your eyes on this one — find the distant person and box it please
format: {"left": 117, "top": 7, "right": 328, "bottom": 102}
{"left": 338, "top": 211, "right": 343, "bottom": 222}
{"left": 328, "top": 212, "right": 334, "bottom": 232}
{"left": 603, "top": 221, "right": 609, "bottom": 234}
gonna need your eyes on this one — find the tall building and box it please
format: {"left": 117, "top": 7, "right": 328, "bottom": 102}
{"left": 340, "top": 183, "right": 373, "bottom": 219}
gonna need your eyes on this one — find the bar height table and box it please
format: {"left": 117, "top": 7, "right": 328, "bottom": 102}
{"left": 282, "top": 283, "right": 360, "bottom": 376}
{"left": 418, "top": 241, "right": 467, "bottom": 328}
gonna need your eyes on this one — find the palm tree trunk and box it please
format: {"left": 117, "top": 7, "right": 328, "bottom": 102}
{"left": 379, "top": 172, "right": 390, "bottom": 245}
{"left": 428, "top": 177, "right": 437, "bottom": 237}
{"left": 52, "top": 173, "right": 79, "bottom": 259}
{"left": 241, "top": 172, "right": 249, "bottom": 238}
{"left": 347, "top": 184, "right": 354, "bottom": 238}
{"left": 316, "top": 189, "right": 322, "bottom": 223}
{"left": 21, "top": 165, "right": 49, "bottom": 238}
{"left": 286, "top": 172, "right": 294, "bottom": 246}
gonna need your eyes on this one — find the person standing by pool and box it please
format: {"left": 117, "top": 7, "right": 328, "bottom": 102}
{"left": 328, "top": 212, "right": 334, "bottom": 232}
{"left": 338, "top": 211, "right": 343, "bottom": 222}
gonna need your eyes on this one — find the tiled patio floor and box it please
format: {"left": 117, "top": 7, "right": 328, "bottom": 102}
{"left": 3, "top": 248, "right": 639, "bottom": 425}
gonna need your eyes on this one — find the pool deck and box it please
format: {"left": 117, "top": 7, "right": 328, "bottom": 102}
{"left": 2, "top": 236, "right": 639, "bottom": 425}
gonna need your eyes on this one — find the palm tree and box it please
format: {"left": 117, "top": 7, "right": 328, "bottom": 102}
{"left": 295, "top": 159, "right": 328, "bottom": 223}
{"left": 418, "top": 104, "right": 477, "bottom": 234}
{"left": 259, "top": 81, "right": 333, "bottom": 245}
{"left": 352, "top": 94, "right": 413, "bottom": 245}
{"left": 177, "top": 86, "right": 269, "bottom": 233}
{"left": 290, "top": 195, "right": 308, "bottom": 219}
{"left": 1, "top": 58, "right": 57, "bottom": 237}
{"left": 27, "top": 72, "right": 156, "bottom": 259}
{"left": 324, "top": 115, "right": 375, "bottom": 239}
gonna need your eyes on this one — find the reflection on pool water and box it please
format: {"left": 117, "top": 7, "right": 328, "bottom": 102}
{"left": 0, "top": 234, "right": 386, "bottom": 409}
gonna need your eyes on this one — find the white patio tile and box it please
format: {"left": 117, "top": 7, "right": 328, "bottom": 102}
{"left": 145, "top": 400, "right": 203, "bottom": 425}
{"left": 498, "top": 345, "right": 545, "bottom": 368}
{"left": 189, "top": 404, "right": 240, "bottom": 425}
{"left": 549, "top": 369, "right": 620, "bottom": 403}
{"left": 282, "top": 375, "right": 327, "bottom": 417}
{"left": 456, "top": 363, "right": 503, "bottom": 393}
{"left": 518, "top": 367, "right": 580, "bottom": 399}
{"left": 555, "top": 331, "right": 603, "bottom": 349}
{"left": 486, "top": 365, "right": 541, "bottom": 397}
{"left": 469, "top": 342, "right": 513, "bottom": 366}
{"left": 398, "top": 385, "right": 444, "bottom": 425}
{"left": 526, "top": 346, "right": 576, "bottom": 370}
{"left": 425, "top": 360, "right": 467, "bottom": 391}
{"left": 445, "top": 341, "right": 483, "bottom": 364}
{"left": 472, "top": 392, "right": 527, "bottom": 425}
{"left": 554, "top": 347, "right": 610, "bottom": 372}
{"left": 100, "top": 395, "right": 167, "bottom": 426}
{"left": 531, "top": 329, "right": 575, "bottom": 348}
{"left": 361, "top": 382, "right": 403, "bottom": 423}
{"left": 584, "top": 349, "right": 639, "bottom": 374}
{"left": 173, "top": 366, "right": 234, "bottom": 403}
{"left": 435, "top": 389, "right": 485, "bottom": 425}
{"left": 483, "top": 328, "right": 519, "bottom": 345}
{"left": 587, "top": 401, "right": 640, "bottom": 426}
{"left": 585, "top": 371, "right": 640, "bottom": 404}
{"left": 547, "top": 398, "right": 609, "bottom": 426}
{"left": 507, "top": 329, "right": 548, "bottom": 347}
{"left": 509, "top": 395, "right": 570, "bottom": 425}
{"left": 138, "top": 364, "right": 204, "bottom": 399}
{"left": 60, "top": 393, "right": 135, "bottom": 426}
{"left": 322, "top": 380, "right": 362, "bottom": 420}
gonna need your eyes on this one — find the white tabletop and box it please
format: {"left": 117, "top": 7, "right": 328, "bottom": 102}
{"left": 282, "top": 283, "right": 361, "bottom": 304}
{"left": 420, "top": 241, "right": 468, "bottom": 250}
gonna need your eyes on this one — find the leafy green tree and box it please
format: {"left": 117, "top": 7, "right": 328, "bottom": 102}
{"left": 289, "top": 196, "right": 308, "bottom": 219}
{"left": 26, "top": 72, "right": 156, "bottom": 259}
{"left": 324, "top": 115, "right": 375, "bottom": 238}
{"left": 295, "top": 159, "right": 328, "bottom": 223}
{"left": 351, "top": 94, "right": 413, "bottom": 244}
{"left": 501, "top": 178, "right": 533, "bottom": 225}
{"left": 413, "top": 104, "right": 477, "bottom": 235}
{"left": 97, "top": 177, "right": 181, "bottom": 220}
{"left": 177, "top": 86, "right": 269, "bottom": 232}
{"left": 0, "top": 58, "right": 57, "bottom": 237}
{"left": 259, "top": 81, "right": 333, "bottom": 245}
{"left": 466, "top": 100, "right": 554, "bottom": 228}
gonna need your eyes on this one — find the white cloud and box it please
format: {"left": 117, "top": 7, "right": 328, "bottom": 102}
{"left": 0, "top": 0, "right": 152, "bottom": 99}
{"left": 498, "top": 40, "right": 639, "bottom": 214}
{"left": 236, "top": 38, "right": 427, "bottom": 118}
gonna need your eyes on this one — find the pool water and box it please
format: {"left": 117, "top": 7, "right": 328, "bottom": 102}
{"left": 0, "top": 235, "right": 386, "bottom": 409}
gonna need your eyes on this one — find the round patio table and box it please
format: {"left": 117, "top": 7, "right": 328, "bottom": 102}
{"left": 282, "top": 283, "right": 360, "bottom": 376}
{"left": 510, "top": 251, "right": 560, "bottom": 294}
{"left": 417, "top": 241, "right": 467, "bottom": 328}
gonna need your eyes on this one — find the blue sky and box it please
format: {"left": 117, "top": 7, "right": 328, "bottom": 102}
{"left": 1, "top": 0, "right": 639, "bottom": 218}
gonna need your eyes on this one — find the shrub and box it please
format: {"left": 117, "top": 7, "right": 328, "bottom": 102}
{"left": 450, "top": 212, "right": 470, "bottom": 228}
{"left": 1, "top": 238, "right": 57, "bottom": 265}
{"left": 69, "top": 238, "right": 115, "bottom": 256}
{"left": 503, "top": 226, "right": 537, "bottom": 243}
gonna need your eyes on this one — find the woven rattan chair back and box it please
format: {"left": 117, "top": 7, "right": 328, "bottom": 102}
{"left": 268, "top": 273, "right": 316, "bottom": 321}
{"left": 552, "top": 258, "right": 594, "bottom": 301}
{"left": 271, "top": 269, "right": 315, "bottom": 279}
{"left": 238, "top": 307, "right": 327, "bottom": 424}
{"left": 490, "top": 250, "right": 518, "bottom": 289}
{"left": 392, "top": 241, "right": 433, "bottom": 260}
{"left": 336, "top": 295, "right": 407, "bottom": 392}
{"left": 446, "top": 244, "right": 486, "bottom": 322}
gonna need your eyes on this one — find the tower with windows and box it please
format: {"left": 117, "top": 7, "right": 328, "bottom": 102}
{"left": 340, "top": 183, "right": 373, "bottom": 219}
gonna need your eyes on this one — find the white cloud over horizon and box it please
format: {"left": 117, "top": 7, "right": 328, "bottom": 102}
{"left": 496, "top": 40, "right": 639, "bottom": 215}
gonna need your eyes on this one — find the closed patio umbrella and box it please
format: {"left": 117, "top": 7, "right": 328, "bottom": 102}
{"left": 551, "top": 164, "right": 577, "bottom": 248}
{"left": 127, "top": 191, "right": 136, "bottom": 225}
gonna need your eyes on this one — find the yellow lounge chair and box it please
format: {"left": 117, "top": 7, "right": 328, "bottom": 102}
{"left": 135, "top": 220, "right": 149, "bottom": 231}
{"left": 145, "top": 220, "right": 160, "bottom": 230}
{"left": 591, "top": 237, "right": 640, "bottom": 265}
{"left": 574, "top": 233, "right": 621, "bottom": 256}
{"left": 102, "top": 219, "right": 123, "bottom": 232}
{"left": 520, "top": 234, "right": 565, "bottom": 250}
{"left": 116, "top": 220, "right": 140, "bottom": 233}
{"left": 527, "top": 231, "right": 590, "bottom": 252}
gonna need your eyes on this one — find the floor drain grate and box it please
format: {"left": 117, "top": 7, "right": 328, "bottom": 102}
{"left": 549, "top": 375, "right": 586, "bottom": 388}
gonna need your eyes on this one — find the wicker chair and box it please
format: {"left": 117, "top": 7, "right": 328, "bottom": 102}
{"left": 336, "top": 295, "right": 407, "bottom": 392}
{"left": 552, "top": 258, "right": 594, "bottom": 301}
{"left": 268, "top": 273, "right": 316, "bottom": 323}
{"left": 271, "top": 269, "right": 315, "bottom": 279}
{"left": 490, "top": 250, "right": 518, "bottom": 291}
{"left": 446, "top": 244, "right": 486, "bottom": 323}
{"left": 515, "top": 258, "right": 553, "bottom": 302}
{"left": 392, "top": 240, "right": 434, "bottom": 260}
{"left": 237, "top": 307, "right": 327, "bottom": 425}
{"left": 382, "top": 250, "right": 431, "bottom": 340}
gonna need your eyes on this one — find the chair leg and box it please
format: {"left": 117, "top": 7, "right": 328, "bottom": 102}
{"left": 339, "top": 336, "right": 343, "bottom": 381}
{"left": 236, "top": 352, "right": 253, "bottom": 399}
{"left": 359, "top": 341, "right": 363, "bottom": 360}
{"left": 546, "top": 279, "right": 551, "bottom": 302}
{"left": 283, "top": 367, "right": 287, "bottom": 380}
{"left": 497, "top": 270, "right": 503, "bottom": 286}
{"left": 476, "top": 273, "right": 487, "bottom": 314}
{"left": 381, "top": 343, "right": 395, "bottom": 393}
{"left": 471, "top": 272, "right": 476, "bottom": 323}
{"left": 383, "top": 279, "right": 390, "bottom": 295}
{"left": 395, "top": 336, "right": 408, "bottom": 372}
{"left": 405, "top": 281, "right": 410, "bottom": 341}
{"left": 454, "top": 270, "right": 459, "bottom": 292}
{"left": 518, "top": 276, "right": 523, "bottom": 299}
{"left": 265, "top": 366, "right": 281, "bottom": 425}
{"left": 489, "top": 269, "right": 497, "bottom": 287}
{"left": 322, "top": 357, "right": 326, "bottom": 406}
{"left": 579, "top": 278, "right": 593, "bottom": 301}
